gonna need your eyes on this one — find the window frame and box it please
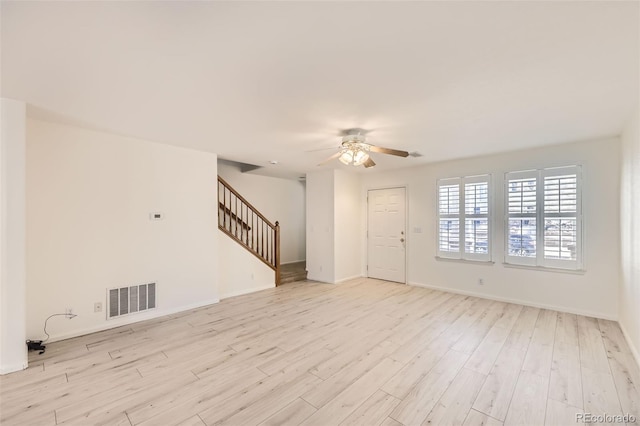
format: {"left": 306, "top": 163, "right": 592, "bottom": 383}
{"left": 436, "top": 174, "right": 492, "bottom": 262}
{"left": 504, "top": 165, "right": 583, "bottom": 271}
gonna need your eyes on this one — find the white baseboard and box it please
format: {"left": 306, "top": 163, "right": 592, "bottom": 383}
{"left": 409, "top": 281, "right": 617, "bottom": 321}
{"left": 0, "top": 361, "right": 29, "bottom": 375}
{"left": 303, "top": 275, "right": 363, "bottom": 285}
{"left": 334, "top": 275, "right": 364, "bottom": 284}
{"left": 619, "top": 320, "right": 640, "bottom": 371}
{"left": 306, "top": 274, "right": 332, "bottom": 284}
{"left": 221, "top": 284, "right": 275, "bottom": 299}
{"left": 46, "top": 298, "right": 220, "bottom": 343}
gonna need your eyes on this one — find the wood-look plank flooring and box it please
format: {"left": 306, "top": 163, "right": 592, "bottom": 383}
{"left": 1, "top": 278, "right": 639, "bottom": 426}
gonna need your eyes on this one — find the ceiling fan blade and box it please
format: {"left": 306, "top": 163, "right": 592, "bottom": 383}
{"left": 369, "top": 145, "right": 410, "bottom": 157}
{"left": 363, "top": 158, "right": 376, "bottom": 168}
{"left": 317, "top": 151, "right": 341, "bottom": 166}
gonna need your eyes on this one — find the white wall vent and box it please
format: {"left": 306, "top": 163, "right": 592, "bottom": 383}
{"left": 108, "top": 283, "right": 156, "bottom": 319}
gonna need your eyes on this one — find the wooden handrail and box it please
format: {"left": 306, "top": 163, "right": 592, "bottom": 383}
{"left": 218, "top": 176, "right": 276, "bottom": 228}
{"left": 218, "top": 176, "right": 281, "bottom": 286}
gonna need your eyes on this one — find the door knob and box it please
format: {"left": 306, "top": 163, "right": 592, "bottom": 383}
{"left": 400, "top": 238, "right": 405, "bottom": 242}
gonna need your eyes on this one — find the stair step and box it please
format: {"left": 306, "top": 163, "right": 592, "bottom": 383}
{"left": 279, "top": 261, "right": 306, "bottom": 284}
{"left": 280, "top": 270, "right": 307, "bottom": 284}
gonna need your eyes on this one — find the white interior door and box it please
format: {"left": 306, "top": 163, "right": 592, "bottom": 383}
{"left": 367, "top": 187, "right": 406, "bottom": 283}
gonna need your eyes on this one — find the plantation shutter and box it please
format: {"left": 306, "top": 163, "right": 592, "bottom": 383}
{"left": 437, "top": 175, "right": 491, "bottom": 261}
{"left": 464, "top": 176, "right": 490, "bottom": 261}
{"left": 541, "top": 166, "right": 581, "bottom": 269}
{"left": 505, "top": 166, "right": 582, "bottom": 270}
{"left": 437, "top": 178, "right": 461, "bottom": 259}
{"left": 505, "top": 170, "right": 538, "bottom": 266}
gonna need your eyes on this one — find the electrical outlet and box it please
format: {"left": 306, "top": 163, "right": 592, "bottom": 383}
{"left": 94, "top": 302, "right": 102, "bottom": 313}
{"left": 478, "top": 278, "right": 484, "bottom": 286}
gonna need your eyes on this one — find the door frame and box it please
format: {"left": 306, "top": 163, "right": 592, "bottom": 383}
{"left": 365, "top": 185, "right": 409, "bottom": 284}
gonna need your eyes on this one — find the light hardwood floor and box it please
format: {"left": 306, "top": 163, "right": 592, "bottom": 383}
{"left": 1, "top": 278, "right": 639, "bottom": 426}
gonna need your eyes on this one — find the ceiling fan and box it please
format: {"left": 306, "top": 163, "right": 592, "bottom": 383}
{"left": 318, "top": 130, "right": 409, "bottom": 168}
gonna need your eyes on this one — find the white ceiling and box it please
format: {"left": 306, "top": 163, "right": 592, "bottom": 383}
{"left": 2, "top": 1, "right": 638, "bottom": 178}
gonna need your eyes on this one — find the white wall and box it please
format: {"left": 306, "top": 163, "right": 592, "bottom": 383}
{"left": 217, "top": 162, "right": 305, "bottom": 264}
{"left": 362, "top": 138, "right": 621, "bottom": 319}
{"left": 218, "top": 229, "right": 275, "bottom": 299}
{"left": 306, "top": 169, "right": 336, "bottom": 283}
{"left": 334, "top": 170, "right": 362, "bottom": 283}
{"left": 0, "top": 99, "right": 28, "bottom": 374}
{"left": 26, "top": 119, "right": 219, "bottom": 342}
{"left": 305, "top": 169, "right": 363, "bottom": 284}
{"left": 620, "top": 108, "right": 640, "bottom": 365}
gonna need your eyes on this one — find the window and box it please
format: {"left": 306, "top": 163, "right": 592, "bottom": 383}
{"left": 505, "top": 166, "right": 582, "bottom": 270}
{"left": 437, "top": 175, "right": 491, "bottom": 261}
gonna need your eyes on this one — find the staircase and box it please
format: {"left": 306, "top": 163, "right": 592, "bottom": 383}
{"left": 280, "top": 262, "right": 308, "bottom": 284}
{"left": 218, "top": 176, "right": 281, "bottom": 286}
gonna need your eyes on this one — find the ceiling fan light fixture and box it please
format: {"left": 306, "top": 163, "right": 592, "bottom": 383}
{"left": 317, "top": 130, "right": 408, "bottom": 168}
{"left": 339, "top": 149, "right": 354, "bottom": 165}
{"left": 352, "top": 149, "right": 369, "bottom": 166}
{"left": 338, "top": 143, "right": 370, "bottom": 166}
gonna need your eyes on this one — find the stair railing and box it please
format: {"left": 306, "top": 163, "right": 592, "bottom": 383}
{"left": 217, "top": 176, "right": 281, "bottom": 286}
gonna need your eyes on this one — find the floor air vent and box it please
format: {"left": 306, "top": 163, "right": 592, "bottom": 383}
{"left": 108, "top": 283, "right": 156, "bottom": 319}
